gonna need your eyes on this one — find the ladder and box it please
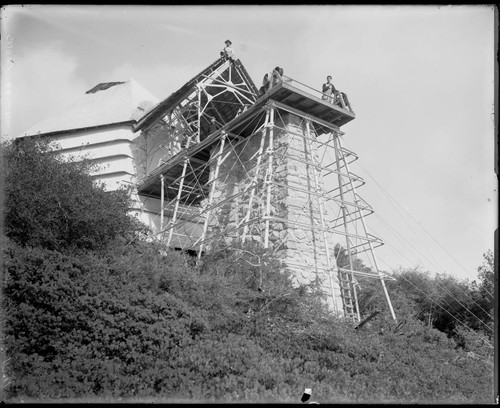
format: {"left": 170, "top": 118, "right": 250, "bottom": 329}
{"left": 337, "top": 268, "right": 359, "bottom": 322}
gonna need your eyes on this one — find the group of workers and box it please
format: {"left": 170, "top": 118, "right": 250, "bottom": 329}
{"left": 258, "top": 66, "right": 284, "bottom": 97}
{"left": 220, "top": 40, "right": 349, "bottom": 110}
{"left": 158, "top": 40, "right": 352, "bottom": 168}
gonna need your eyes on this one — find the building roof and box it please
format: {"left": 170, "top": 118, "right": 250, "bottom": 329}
{"left": 20, "top": 79, "right": 160, "bottom": 137}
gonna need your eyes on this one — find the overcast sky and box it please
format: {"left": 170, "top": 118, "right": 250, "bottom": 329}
{"left": 1, "top": 5, "right": 497, "bottom": 282}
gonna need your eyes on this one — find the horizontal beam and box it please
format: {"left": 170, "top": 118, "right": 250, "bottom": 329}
{"left": 271, "top": 100, "right": 341, "bottom": 133}
{"left": 263, "top": 216, "right": 383, "bottom": 242}
{"left": 338, "top": 268, "right": 395, "bottom": 281}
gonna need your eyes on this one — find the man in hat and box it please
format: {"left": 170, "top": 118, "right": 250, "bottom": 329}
{"left": 322, "top": 75, "right": 337, "bottom": 104}
{"left": 221, "top": 39, "right": 235, "bottom": 62}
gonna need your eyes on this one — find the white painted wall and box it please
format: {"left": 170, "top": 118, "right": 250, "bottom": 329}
{"left": 51, "top": 125, "right": 138, "bottom": 188}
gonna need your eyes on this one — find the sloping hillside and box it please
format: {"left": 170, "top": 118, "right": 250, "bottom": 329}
{"left": 1, "top": 137, "right": 495, "bottom": 403}
{"left": 3, "top": 240, "right": 495, "bottom": 403}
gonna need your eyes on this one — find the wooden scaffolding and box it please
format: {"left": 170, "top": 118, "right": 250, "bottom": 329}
{"left": 134, "top": 58, "right": 396, "bottom": 322}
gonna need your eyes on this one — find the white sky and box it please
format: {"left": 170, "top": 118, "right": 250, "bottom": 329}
{"left": 1, "top": 5, "right": 497, "bottom": 282}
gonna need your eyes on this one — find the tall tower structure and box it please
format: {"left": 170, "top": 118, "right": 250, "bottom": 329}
{"left": 135, "top": 58, "right": 396, "bottom": 322}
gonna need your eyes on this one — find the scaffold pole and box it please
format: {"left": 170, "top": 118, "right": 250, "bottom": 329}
{"left": 263, "top": 105, "right": 275, "bottom": 249}
{"left": 242, "top": 108, "right": 270, "bottom": 243}
{"left": 305, "top": 120, "right": 339, "bottom": 314}
{"left": 197, "top": 133, "right": 227, "bottom": 260}
{"left": 160, "top": 174, "right": 165, "bottom": 238}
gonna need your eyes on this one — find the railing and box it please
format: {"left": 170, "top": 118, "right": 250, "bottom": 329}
{"left": 268, "top": 74, "right": 354, "bottom": 113}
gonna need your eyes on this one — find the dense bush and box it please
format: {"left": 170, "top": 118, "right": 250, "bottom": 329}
{"left": 3, "top": 240, "right": 495, "bottom": 403}
{"left": 357, "top": 264, "right": 495, "bottom": 343}
{"left": 2, "top": 137, "right": 140, "bottom": 251}
{"left": 4, "top": 242, "right": 197, "bottom": 399}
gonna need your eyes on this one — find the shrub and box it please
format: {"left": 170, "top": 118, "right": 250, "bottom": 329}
{"left": 2, "top": 239, "right": 495, "bottom": 403}
{"left": 3, "top": 242, "right": 199, "bottom": 399}
{"left": 2, "top": 137, "right": 140, "bottom": 251}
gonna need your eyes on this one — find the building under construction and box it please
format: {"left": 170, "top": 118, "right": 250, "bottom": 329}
{"left": 20, "top": 54, "right": 396, "bottom": 322}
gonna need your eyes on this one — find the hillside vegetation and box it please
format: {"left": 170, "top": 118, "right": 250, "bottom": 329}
{"left": 1, "top": 138, "right": 495, "bottom": 403}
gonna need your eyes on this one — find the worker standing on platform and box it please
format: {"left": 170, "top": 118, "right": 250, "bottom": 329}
{"left": 221, "top": 39, "right": 235, "bottom": 62}
{"left": 322, "top": 75, "right": 336, "bottom": 103}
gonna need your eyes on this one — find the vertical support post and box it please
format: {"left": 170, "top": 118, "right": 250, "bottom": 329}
{"left": 304, "top": 121, "right": 339, "bottom": 314}
{"left": 263, "top": 104, "right": 275, "bottom": 249}
{"left": 160, "top": 174, "right": 165, "bottom": 238}
{"left": 242, "top": 109, "right": 270, "bottom": 243}
{"left": 167, "top": 114, "right": 173, "bottom": 153}
{"left": 197, "top": 84, "right": 202, "bottom": 143}
{"left": 197, "top": 132, "right": 227, "bottom": 260}
{"left": 140, "top": 130, "right": 148, "bottom": 178}
{"left": 333, "top": 133, "right": 361, "bottom": 322}
{"left": 167, "top": 153, "right": 189, "bottom": 248}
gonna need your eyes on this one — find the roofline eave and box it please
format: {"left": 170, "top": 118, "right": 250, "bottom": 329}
{"left": 16, "top": 120, "right": 137, "bottom": 140}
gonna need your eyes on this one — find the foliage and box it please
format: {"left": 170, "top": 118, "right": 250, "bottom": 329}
{"left": 3, "top": 240, "right": 495, "bottom": 403}
{"left": 3, "top": 241, "right": 198, "bottom": 399}
{"left": 334, "top": 244, "right": 373, "bottom": 274}
{"left": 357, "top": 262, "right": 495, "bottom": 343}
{"left": 2, "top": 137, "right": 140, "bottom": 252}
{"left": 475, "top": 249, "right": 494, "bottom": 312}
{"left": 1, "top": 137, "right": 494, "bottom": 403}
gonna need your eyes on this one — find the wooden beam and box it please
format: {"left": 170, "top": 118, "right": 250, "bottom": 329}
{"left": 354, "top": 311, "right": 380, "bottom": 330}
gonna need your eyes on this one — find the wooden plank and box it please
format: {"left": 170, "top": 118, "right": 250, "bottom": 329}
{"left": 354, "top": 311, "right": 380, "bottom": 330}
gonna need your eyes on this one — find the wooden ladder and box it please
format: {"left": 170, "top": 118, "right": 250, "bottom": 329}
{"left": 337, "top": 269, "right": 359, "bottom": 322}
